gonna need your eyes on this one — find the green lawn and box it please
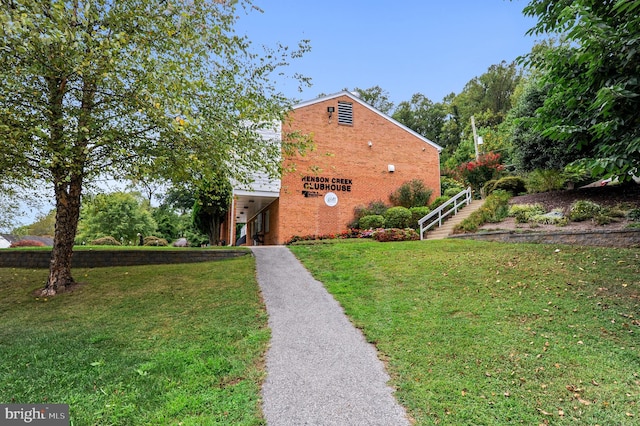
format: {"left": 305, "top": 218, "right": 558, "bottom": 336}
{"left": 0, "top": 258, "right": 269, "bottom": 425}
{"left": 290, "top": 239, "right": 640, "bottom": 425}
{"left": 2, "top": 241, "right": 639, "bottom": 425}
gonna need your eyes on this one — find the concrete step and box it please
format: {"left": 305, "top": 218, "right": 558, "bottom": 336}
{"left": 424, "top": 200, "right": 484, "bottom": 240}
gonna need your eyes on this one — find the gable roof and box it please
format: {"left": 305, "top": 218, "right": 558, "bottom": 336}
{"left": 0, "top": 234, "right": 54, "bottom": 247}
{"left": 293, "top": 91, "right": 443, "bottom": 153}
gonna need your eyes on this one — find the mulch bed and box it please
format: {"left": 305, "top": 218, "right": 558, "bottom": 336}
{"left": 478, "top": 181, "right": 640, "bottom": 234}
{"left": 510, "top": 181, "right": 640, "bottom": 212}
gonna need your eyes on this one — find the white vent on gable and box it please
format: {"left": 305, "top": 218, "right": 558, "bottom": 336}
{"left": 337, "top": 101, "right": 353, "bottom": 125}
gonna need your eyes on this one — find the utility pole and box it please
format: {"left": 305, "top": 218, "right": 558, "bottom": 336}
{"left": 471, "top": 116, "right": 479, "bottom": 161}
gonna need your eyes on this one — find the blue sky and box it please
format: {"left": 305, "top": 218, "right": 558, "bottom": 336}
{"left": 236, "top": 0, "right": 540, "bottom": 106}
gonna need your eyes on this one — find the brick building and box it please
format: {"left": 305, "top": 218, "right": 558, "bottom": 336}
{"left": 224, "top": 91, "right": 442, "bottom": 245}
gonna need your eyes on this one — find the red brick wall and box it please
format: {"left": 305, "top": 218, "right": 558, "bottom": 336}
{"left": 263, "top": 200, "right": 280, "bottom": 245}
{"left": 277, "top": 94, "right": 440, "bottom": 243}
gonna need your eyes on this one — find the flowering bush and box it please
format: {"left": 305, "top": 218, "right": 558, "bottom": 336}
{"left": 372, "top": 228, "right": 419, "bottom": 242}
{"left": 286, "top": 227, "right": 420, "bottom": 244}
{"left": 10, "top": 239, "right": 46, "bottom": 248}
{"left": 286, "top": 229, "right": 365, "bottom": 244}
{"left": 456, "top": 152, "right": 504, "bottom": 191}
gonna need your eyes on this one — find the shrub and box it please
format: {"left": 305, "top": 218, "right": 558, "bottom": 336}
{"left": 429, "top": 195, "right": 450, "bottom": 210}
{"left": 456, "top": 152, "right": 504, "bottom": 191}
{"left": 606, "top": 207, "right": 627, "bottom": 218}
{"left": 372, "top": 228, "right": 419, "bottom": 242}
{"left": 482, "top": 179, "right": 498, "bottom": 196}
{"left": 409, "top": 206, "right": 431, "bottom": 229}
{"left": 508, "top": 203, "right": 546, "bottom": 223}
{"left": 568, "top": 200, "right": 602, "bottom": 222}
{"left": 594, "top": 214, "right": 612, "bottom": 226}
{"left": 350, "top": 200, "right": 389, "bottom": 228}
{"left": 91, "top": 236, "right": 121, "bottom": 246}
{"left": 525, "top": 169, "right": 566, "bottom": 193}
{"left": 10, "top": 239, "right": 46, "bottom": 248}
{"left": 487, "top": 176, "right": 527, "bottom": 196}
{"left": 627, "top": 208, "right": 640, "bottom": 222}
{"left": 359, "top": 215, "right": 386, "bottom": 230}
{"left": 530, "top": 210, "right": 567, "bottom": 226}
{"left": 144, "top": 236, "right": 168, "bottom": 246}
{"left": 441, "top": 176, "right": 465, "bottom": 195}
{"left": 384, "top": 206, "right": 412, "bottom": 229}
{"left": 286, "top": 229, "right": 372, "bottom": 244}
{"left": 389, "top": 179, "right": 433, "bottom": 208}
{"left": 453, "top": 190, "right": 511, "bottom": 233}
{"left": 443, "top": 187, "right": 464, "bottom": 198}
{"left": 172, "top": 237, "right": 189, "bottom": 247}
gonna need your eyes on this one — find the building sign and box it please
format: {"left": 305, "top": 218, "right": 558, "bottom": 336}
{"left": 324, "top": 192, "right": 338, "bottom": 207}
{"left": 301, "top": 175, "right": 352, "bottom": 198}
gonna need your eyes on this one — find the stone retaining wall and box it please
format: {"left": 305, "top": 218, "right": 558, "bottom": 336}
{"left": 450, "top": 228, "right": 640, "bottom": 248}
{"left": 0, "top": 249, "right": 249, "bottom": 269}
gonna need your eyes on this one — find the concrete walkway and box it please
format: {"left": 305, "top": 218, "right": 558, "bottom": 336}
{"left": 251, "top": 246, "right": 410, "bottom": 426}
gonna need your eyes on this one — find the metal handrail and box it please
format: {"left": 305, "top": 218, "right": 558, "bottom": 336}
{"left": 419, "top": 187, "right": 472, "bottom": 240}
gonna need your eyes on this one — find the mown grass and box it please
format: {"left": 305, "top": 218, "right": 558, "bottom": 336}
{"left": 290, "top": 239, "right": 640, "bottom": 425}
{"left": 0, "top": 257, "right": 268, "bottom": 425}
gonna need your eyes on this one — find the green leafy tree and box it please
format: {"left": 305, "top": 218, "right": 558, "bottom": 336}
{"left": 151, "top": 205, "right": 181, "bottom": 242}
{"left": 352, "top": 85, "right": 395, "bottom": 114}
{"left": 392, "top": 94, "right": 447, "bottom": 143}
{"left": 455, "top": 61, "right": 522, "bottom": 127}
{"left": 0, "top": 0, "right": 309, "bottom": 295}
{"left": 507, "top": 76, "right": 580, "bottom": 171}
{"left": 440, "top": 62, "right": 522, "bottom": 168}
{"left": 522, "top": 0, "right": 640, "bottom": 179}
{"left": 192, "top": 174, "right": 232, "bottom": 245}
{"left": 389, "top": 179, "right": 433, "bottom": 208}
{"left": 76, "top": 192, "right": 156, "bottom": 244}
{"left": 154, "top": 185, "right": 209, "bottom": 245}
{"left": 16, "top": 209, "right": 57, "bottom": 236}
{"left": 161, "top": 186, "right": 197, "bottom": 216}
{"left": 0, "top": 184, "right": 23, "bottom": 232}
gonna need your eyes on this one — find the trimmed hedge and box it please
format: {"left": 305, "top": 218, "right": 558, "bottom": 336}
{"left": 359, "top": 215, "right": 386, "bottom": 230}
{"left": 384, "top": 206, "right": 412, "bottom": 229}
{"left": 409, "top": 206, "right": 431, "bottom": 229}
{"left": 91, "top": 236, "right": 121, "bottom": 246}
{"left": 483, "top": 176, "right": 527, "bottom": 196}
{"left": 372, "top": 228, "right": 419, "bottom": 242}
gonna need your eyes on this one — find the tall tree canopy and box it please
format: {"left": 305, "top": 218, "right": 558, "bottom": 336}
{"left": 392, "top": 93, "right": 446, "bottom": 144}
{"left": 0, "top": 0, "right": 310, "bottom": 295}
{"left": 76, "top": 192, "right": 156, "bottom": 244}
{"left": 351, "top": 85, "right": 395, "bottom": 115}
{"left": 522, "top": 0, "right": 640, "bottom": 179}
{"left": 442, "top": 61, "right": 522, "bottom": 168}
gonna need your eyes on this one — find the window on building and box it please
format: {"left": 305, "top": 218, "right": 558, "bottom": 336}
{"left": 264, "top": 210, "right": 270, "bottom": 233}
{"left": 338, "top": 101, "right": 353, "bottom": 125}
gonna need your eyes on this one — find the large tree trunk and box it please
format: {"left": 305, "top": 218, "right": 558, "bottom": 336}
{"left": 205, "top": 216, "right": 222, "bottom": 246}
{"left": 39, "top": 72, "right": 92, "bottom": 296}
{"left": 40, "top": 177, "right": 83, "bottom": 296}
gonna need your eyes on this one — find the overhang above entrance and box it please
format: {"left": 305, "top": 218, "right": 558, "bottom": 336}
{"left": 233, "top": 190, "right": 278, "bottom": 223}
